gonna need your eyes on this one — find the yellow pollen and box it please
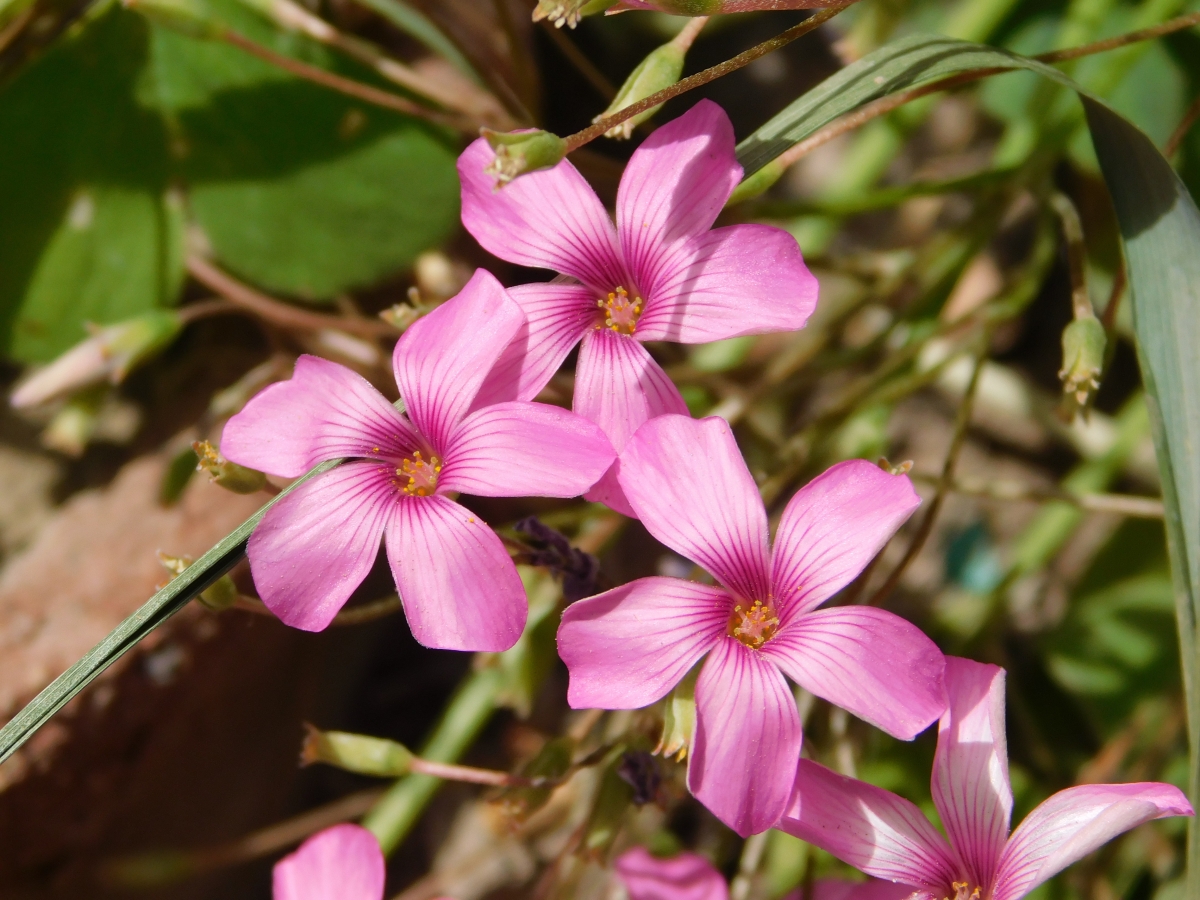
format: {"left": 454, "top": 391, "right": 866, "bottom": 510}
{"left": 596, "top": 286, "right": 643, "bottom": 335}
{"left": 947, "top": 883, "right": 982, "bottom": 900}
{"left": 729, "top": 599, "right": 779, "bottom": 649}
{"left": 397, "top": 450, "right": 441, "bottom": 497}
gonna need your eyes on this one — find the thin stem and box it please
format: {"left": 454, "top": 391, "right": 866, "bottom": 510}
{"left": 1035, "top": 10, "right": 1200, "bottom": 64}
{"left": 186, "top": 255, "right": 399, "bottom": 340}
{"left": 100, "top": 789, "right": 383, "bottom": 886}
{"left": 540, "top": 19, "right": 617, "bottom": 100}
{"left": 176, "top": 298, "right": 239, "bottom": 324}
{"left": 218, "top": 29, "right": 475, "bottom": 133}
{"left": 362, "top": 667, "right": 504, "bottom": 853}
{"left": 563, "top": 7, "right": 848, "bottom": 154}
{"left": 1101, "top": 258, "right": 1127, "bottom": 332}
{"left": 867, "top": 343, "right": 988, "bottom": 606}
{"left": 260, "top": 0, "right": 504, "bottom": 126}
{"left": 1050, "top": 192, "right": 1093, "bottom": 320}
{"left": 909, "top": 473, "right": 1165, "bottom": 518}
{"left": 1166, "top": 93, "right": 1200, "bottom": 158}
{"left": 765, "top": 10, "right": 1200, "bottom": 174}
{"left": 406, "top": 757, "right": 546, "bottom": 788}
{"left": 730, "top": 832, "right": 769, "bottom": 900}
{"left": 232, "top": 593, "right": 406, "bottom": 626}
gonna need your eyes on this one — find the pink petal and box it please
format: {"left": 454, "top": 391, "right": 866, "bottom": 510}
{"left": 574, "top": 327, "right": 688, "bottom": 452}
{"left": 557, "top": 576, "right": 729, "bottom": 709}
{"left": 762, "top": 606, "right": 945, "bottom": 741}
{"left": 614, "top": 847, "right": 728, "bottom": 900}
{"left": 273, "top": 824, "right": 384, "bottom": 900}
{"left": 385, "top": 495, "right": 526, "bottom": 651}
{"left": 392, "top": 269, "right": 525, "bottom": 451}
{"left": 458, "top": 138, "right": 625, "bottom": 291}
{"left": 689, "top": 637, "right": 802, "bottom": 836}
{"left": 770, "top": 460, "right": 921, "bottom": 624}
{"left": 619, "top": 414, "right": 771, "bottom": 602}
{"left": 582, "top": 460, "right": 638, "bottom": 518}
{"left": 470, "top": 281, "right": 595, "bottom": 410}
{"left": 248, "top": 462, "right": 393, "bottom": 631}
{"left": 931, "top": 658, "right": 1012, "bottom": 890}
{"left": 805, "top": 880, "right": 920, "bottom": 900}
{"left": 222, "top": 355, "right": 420, "bottom": 478}
{"left": 992, "top": 783, "right": 1193, "bottom": 900}
{"left": 440, "top": 401, "right": 614, "bottom": 498}
{"left": 780, "top": 760, "right": 959, "bottom": 892}
{"left": 616, "top": 100, "right": 742, "bottom": 289}
{"left": 635, "top": 224, "right": 818, "bottom": 344}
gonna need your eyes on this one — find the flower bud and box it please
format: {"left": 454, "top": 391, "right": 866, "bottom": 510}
{"left": 532, "top": 0, "right": 615, "bottom": 28}
{"left": 11, "top": 310, "right": 183, "bottom": 409}
{"left": 654, "top": 668, "right": 696, "bottom": 761}
{"left": 301, "top": 725, "right": 415, "bottom": 777}
{"left": 1059, "top": 316, "right": 1106, "bottom": 407}
{"left": 482, "top": 129, "right": 567, "bottom": 187}
{"left": 121, "top": 0, "right": 223, "bottom": 39}
{"left": 193, "top": 440, "right": 267, "bottom": 494}
{"left": 726, "top": 159, "right": 784, "bottom": 206}
{"left": 596, "top": 42, "right": 685, "bottom": 140}
{"left": 157, "top": 552, "right": 240, "bottom": 611}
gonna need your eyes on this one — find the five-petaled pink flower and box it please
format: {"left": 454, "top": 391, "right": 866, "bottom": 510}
{"left": 458, "top": 100, "right": 817, "bottom": 514}
{"left": 273, "top": 824, "right": 384, "bottom": 900}
{"left": 614, "top": 846, "right": 910, "bottom": 900}
{"left": 780, "top": 657, "right": 1193, "bottom": 900}
{"left": 222, "top": 269, "right": 615, "bottom": 650}
{"left": 556, "top": 414, "right": 947, "bottom": 836}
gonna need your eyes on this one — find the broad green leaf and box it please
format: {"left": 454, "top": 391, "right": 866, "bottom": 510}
{"left": 735, "top": 30, "right": 1200, "bottom": 888}
{"left": 143, "top": 0, "right": 460, "bottom": 300}
{"left": 0, "top": 11, "right": 178, "bottom": 362}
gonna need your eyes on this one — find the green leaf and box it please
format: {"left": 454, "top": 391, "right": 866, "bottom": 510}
{"left": 0, "top": 10, "right": 179, "bottom": 362}
{"left": 735, "top": 30, "right": 1200, "bottom": 889}
{"left": 143, "top": 0, "right": 461, "bottom": 300}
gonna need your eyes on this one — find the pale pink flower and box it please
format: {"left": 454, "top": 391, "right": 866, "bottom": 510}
{"left": 557, "top": 414, "right": 946, "bottom": 836}
{"left": 273, "top": 824, "right": 384, "bottom": 900}
{"left": 222, "top": 269, "right": 615, "bottom": 650}
{"left": 614, "top": 846, "right": 908, "bottom": 900}
{"left": 458, "top": 100, "right": 817, "bottom": 515}
{"left": 615, "top": 847, "right": 727, "bottom": 900}
{"left": 780, "top": 657, "right": 1194, "bottom": 900}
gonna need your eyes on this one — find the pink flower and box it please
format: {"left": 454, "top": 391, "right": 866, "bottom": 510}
{"left": 273, "top": 824, "right": 384, "bottom": 900}
{"left": 222, "top": 269, "right": 615, "bottom": 650}
{"left": 458, "top": 100, "right": 817, "bottom": 515}
{"left": 614, "top": 846, "right": 907, "bottom": 900}
{"left": 780, "top": 657, "right": 1194, "bottom": 900}
{"left": 615, "top": 847, "right": 727, "bottom": 900}
{"left": 557, "top": 414, "right": 946, "bottom": 836}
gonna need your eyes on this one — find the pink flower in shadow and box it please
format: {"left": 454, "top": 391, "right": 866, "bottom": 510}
{"left": 222, "top": 269, "right": 615, "bottom": 651}
{"left": 458, "top": 100, "right": 817, "bottom": 515}
{"left": 780, "top": 657, "right": 1193, "bottom": 900}
{"left": 273, "top": 825, "right": 384, "bottom": 900}
{"left": 557, "top": 414, "right": 946, "bottom": 836}
{"left": 614, "top": 846, "right": 908, "bottom": 900}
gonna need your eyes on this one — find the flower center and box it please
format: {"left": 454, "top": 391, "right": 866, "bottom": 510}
{"left": 397, "top": 451, "right": 441, "bottom": 496}
{"left": 729, "top": 599, "right": 779, "bottom": 650}
{"left": 596, "top": 286, "right": 643, "bottom": 335}
{"left": 946, "top": 883, "right": 982, "bottom": 900}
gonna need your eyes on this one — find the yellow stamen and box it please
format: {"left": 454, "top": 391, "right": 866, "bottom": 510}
{"left": 729, "top": 599, "right": 779, "bottom": 649}
{"left": 396, "top": 451, "right": 441, "bottom": 496}
{"left": 596, "top": 286, "right": 643, "bottom": 335}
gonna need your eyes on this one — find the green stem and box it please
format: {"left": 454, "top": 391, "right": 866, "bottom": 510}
{"left": 361, "top": 665, "right": 503, "bottom": 854}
